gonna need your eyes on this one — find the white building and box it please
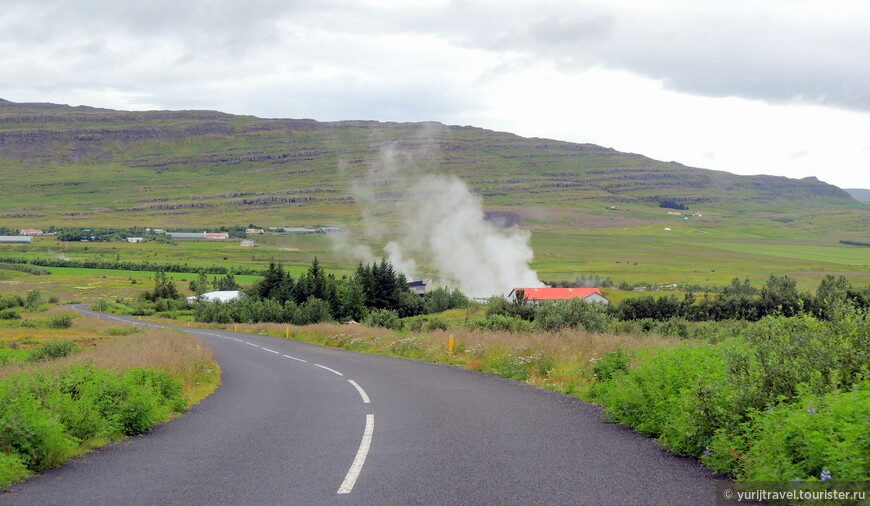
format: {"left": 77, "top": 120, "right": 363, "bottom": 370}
{"left": 186, "top": 290, "right": 245, "bottom": 303}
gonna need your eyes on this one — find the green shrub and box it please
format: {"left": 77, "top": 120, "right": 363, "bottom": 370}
{"left": 0, "top": 385, "right": 77, "bottom": 471}
{"left": 467, "top": 314, "right": 533, "bottom": 332}
{"left": 424, "top": 316, "right": 449, "bottom": 332}
{"left": 47, "top": 315, "right": 74, "bottom": 329}
{"left": 0, "top": 451, "right": 31, "bottom": 491}
{"left": 486, "top": 295, "right": 535, "bottom": 321}
{"left": 299, "top": 298, "right": 333, "bottom": 325}
{"left": 590, "top": 306, "right": 870, "bottom": 479}
{"left": 590, "top": 343, "right": 729, "bottom": 452}
{"left": 0, "top": 364, "right": 188, "bottom": 483}
{"left": 91, "top": 298, "right": 110, "bottom": 312}
{"left": 0, "top": 309, "right": 21, "bottom": 320}
{"left": 0, "top": 295, "right": 24, "bottom": 311}
{"left": 124, "top": 368, "right": 186, "bottom": 414}
{"left": 591, "top": 348, "right": 631, "bottom": 382}
{"left": 705, "top": 382, "right": 870, "bottom": 481}
{"left": 651, "top": 318, "right": 689, "bottom": 338}
{"left": 25, "top": 290, "right": 43, "bottom": 311}
{"left": 409, "top": 318, "right": 425, "bottom": 332}
{"left": 533, "top": 299, "right": 613, "bottom": 332}
{"left": 27, "top": 341, "right": 77, "bottom": 362}
{"left": 727, "top": 311, "right": 869, "bottom": 415}
{"left": 363, "top": 308, "right": 403, "bottom": 330}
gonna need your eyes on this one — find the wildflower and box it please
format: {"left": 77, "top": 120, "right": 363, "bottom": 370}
{"left": 820, "top": 470, "right": 832, "bottom": 482}
{"left": 702, "top": 447, "right": 712, "bottom": 457}
{"left": 807, "top": 407, "right": 817, "bottom": 414}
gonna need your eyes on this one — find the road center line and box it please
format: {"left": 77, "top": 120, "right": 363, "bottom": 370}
{"left": 233, "top": 338, "right": 243, "bottom": 342}
{"left": 347, "top": 380, "right": 371, "bottom": 404}
{"left": 245, "top": 342, "right": 260, "bottom": 348}
{"left": 313, "top": 363, "right": 344, "bottom": 376}
{"left": 282, "top": 354, "right": 307, "bottom": 363}
{"left": 262, "top": 347, "right": 279, "bottom": 354}
{"left": 337, "top": 414, "right": 374, "bottom": 494}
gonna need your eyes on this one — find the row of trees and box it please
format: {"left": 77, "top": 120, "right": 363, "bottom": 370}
{"left": 488, "top": 275, "right": 869, "bottom": 328}
{"left": 137, "top": 261, "right": 866, "bottom": 329}
{"left": 178, "top": 258, "right": 469, "bottom": 324}
{"left": 613, "top": 275, "right": 870, "bottom": 322}
{"left": 0, "top": 256, "right": 262, "bottom": 276}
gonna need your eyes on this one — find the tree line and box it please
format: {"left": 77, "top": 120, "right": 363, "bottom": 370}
{"left": 186, "top": 258, "right": 468, "bottom": 325}
{"left": 0, "top": 256, "right": 262, "bottom": 276}
{"left": 488, "top": 275, "right": 870, "bottom": 330}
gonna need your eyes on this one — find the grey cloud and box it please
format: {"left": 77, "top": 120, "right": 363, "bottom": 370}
{"left": 427, "top": 1, "right": 870, "bottom": 112}
{"left": 3, "top": 0, "right": 869, "bottom": 118}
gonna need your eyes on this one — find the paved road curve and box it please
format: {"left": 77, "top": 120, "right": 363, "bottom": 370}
{"left": 1, "top": 307, "right": 726, "bottom": 505}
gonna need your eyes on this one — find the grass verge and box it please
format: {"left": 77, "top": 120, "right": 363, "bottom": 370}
{"left": 0, "top": 326, "right": 220, "bottom": 490}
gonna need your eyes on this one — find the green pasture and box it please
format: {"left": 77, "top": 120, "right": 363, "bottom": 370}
{"left": 0, "top": 234, "right": 353, "bottom": 276}
{"left": 1, "top": 218, "right": 868, "bottom": 300}
{"left": 697, "top": 242, "right": 870, "bottom": 266}
{"left": 529, "top": 229, "right": 870, "bottom": 289}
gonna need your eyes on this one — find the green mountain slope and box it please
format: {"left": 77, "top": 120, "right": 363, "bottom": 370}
{"left": 2, "top": 99, "right": 869, "bottom": 288}
{"left": 846, "top": 188, "right": 870, "bottom": 205}
{"left": 0, "top": 99, "right": 864, "bottom": 231}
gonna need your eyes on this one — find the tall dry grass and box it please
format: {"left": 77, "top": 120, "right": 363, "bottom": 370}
{"left": 207, "top": 320, "right": 680, "bottom": 398}
{"left": 0, "top": 328, "right": 219, "bottom": 403}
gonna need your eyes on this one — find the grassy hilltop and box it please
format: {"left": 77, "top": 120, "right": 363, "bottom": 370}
{"left": 1, "top": 99, "right": 868, "bottom": 287}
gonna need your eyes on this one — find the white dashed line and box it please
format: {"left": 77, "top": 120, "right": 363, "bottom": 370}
{"left": 337, "top": 414, "right": 374, "bottom": 494}
{"left": 314, "top": 364, "right": 344, "bottom": 376}
{"left": 245, "top": 342, "right": 260, "bottom": 348}
{"left": 233, "top": 338, "right": 243, "bottom": 342}
{"left": 282, "top": 354, "right": 307, "bottom": 363}
{"left": 262, "top": 347, "right": 279, "bottom": 354}
{"left": 348, "top": 380, "right": 371, "bottom": 404}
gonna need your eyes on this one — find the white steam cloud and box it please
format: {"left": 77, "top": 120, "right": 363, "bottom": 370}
{"left": 334, "top": 131, "right": 545, "bottom": 298}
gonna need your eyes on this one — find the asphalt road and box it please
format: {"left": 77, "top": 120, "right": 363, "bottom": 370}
{"left": 0, "top": 307, "right": 726, "bottom": 505}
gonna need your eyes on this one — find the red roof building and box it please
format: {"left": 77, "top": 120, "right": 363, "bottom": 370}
{"left": 19, "top": 229, "right": 43, "bottom": 235}
{"left": 508, "top": 287, "right": 609, "bottom": 305}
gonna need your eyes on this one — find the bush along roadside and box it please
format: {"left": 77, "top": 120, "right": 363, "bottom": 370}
{"left": 588, "top": 304, "right": 869, "bottom": 481}
{"left": 0, "top": 366, "right": 187, "bottom": 489}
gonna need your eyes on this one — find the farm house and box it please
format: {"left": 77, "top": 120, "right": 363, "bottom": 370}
{"left": 508, "top": 287, "right": 610, "bottom": 305}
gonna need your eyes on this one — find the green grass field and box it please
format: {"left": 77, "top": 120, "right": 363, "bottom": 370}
{"left": 2, "top": 221, "right": 867, "bottom": 302}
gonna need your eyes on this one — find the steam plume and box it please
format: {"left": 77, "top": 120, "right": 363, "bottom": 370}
{"left": 334, "top": 131, "right": 544, "bottom": 298}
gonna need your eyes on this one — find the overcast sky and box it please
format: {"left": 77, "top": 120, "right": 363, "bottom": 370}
{"left": 2, "top": 0, "right": 868, "bottom": 189}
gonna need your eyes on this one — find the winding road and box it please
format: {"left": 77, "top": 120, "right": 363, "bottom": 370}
{"left": 1, "top": 307, "right": 725, "bottom": 505}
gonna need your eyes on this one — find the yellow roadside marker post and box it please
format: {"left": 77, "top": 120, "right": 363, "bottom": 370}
{"left": 285, "top": 327, "right": 290, "bottom": 339}
{"left": 448, "top": 336, "right": 455, "bottom": 354}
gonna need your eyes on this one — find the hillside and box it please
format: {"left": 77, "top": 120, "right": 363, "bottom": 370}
{"left": 0, "top": 99, "right": 861, "bottom": 231}
{"left": 846, "top": 188, "right": 870, "bottom": 205}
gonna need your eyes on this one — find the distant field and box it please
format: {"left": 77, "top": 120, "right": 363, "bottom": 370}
{"left": 3, "top": 223, "right": 867, "bottom": 302}
{"left": 528, "top": 228, "right": 870, "bottom": 289}
{"left": 697, "top": 242, "right": 870, "bottom": 266}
